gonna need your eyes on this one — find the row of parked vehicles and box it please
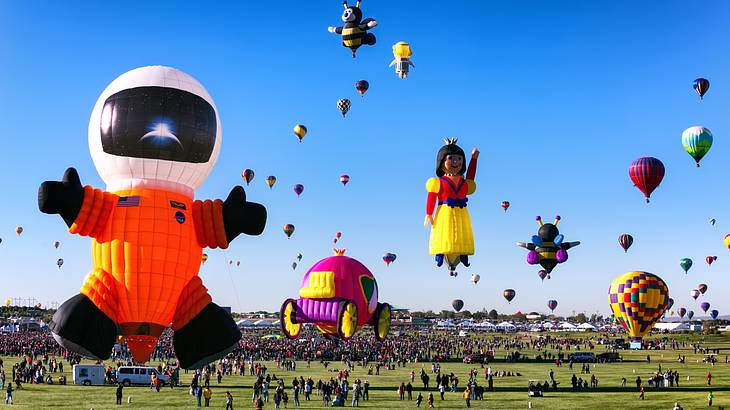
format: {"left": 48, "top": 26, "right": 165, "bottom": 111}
{"left": 72, "top": 365, "right": 170, "bottom": 386}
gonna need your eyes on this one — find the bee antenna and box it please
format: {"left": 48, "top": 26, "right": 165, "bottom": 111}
{"left": 356, "top": 0, "right": 361, "bottom": 7}
{"left": 553, "top": 215, "right": 561, "bottom": 225}
{"left": 343, "top": 1, "right": 348, "bottom": 9}
{"left": 536, "top": 216, "right": 543, "bottom": 227}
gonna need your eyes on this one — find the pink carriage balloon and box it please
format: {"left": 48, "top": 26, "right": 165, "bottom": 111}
{"left": 280, "top": 249, "right": 391, "bottom": 341}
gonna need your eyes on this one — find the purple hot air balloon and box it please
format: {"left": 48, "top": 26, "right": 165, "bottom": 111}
{"left": 547, "top": 300, "right": 558, "bottom": 312}
{"left": 700, "top": 301, "right": 711, "bottom": 313}
{"left": 710, "top": 310, "right": 719, "bottom": 320}
{"left": 293, "top": 184, "right": 304, "bottom": 197}
{"left": 538, "top": 270, "right": 548, "bottom": 281}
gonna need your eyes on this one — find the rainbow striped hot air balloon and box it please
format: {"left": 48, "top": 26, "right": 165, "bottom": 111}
{"left": 608, "top": 271, "right": 669, "bottom": 348}
{"left": 693, "top": 78, "right": 710, "bottom": 99}
{"left": 681, "top": 126, "right": 713, "bottom": 167}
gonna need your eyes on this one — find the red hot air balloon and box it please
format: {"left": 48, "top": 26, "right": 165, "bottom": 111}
{"left": 618, "top": 234, "right": 634, "bottom": 252}
{"left": 629, "top": 157, "right": 665, "bottom": 203}
{"left": 293, "top": 184, "right": 304, "bottom": 197}
{"left": 382, "top": 253, "right": 397, "bottom": 266}
{"left": 706, "top": 256, "right": 717, "bottom": 266}
{"left": 333, "top": 232, "right": 342, "bottom": 244}
{"left": 340, "top": 175, "right": 350, "bottom": 186}
{"left": 501, "top": 201, "right": 510, "bottom": 212}
{"left": 242, "top": 169, "right": 254, "bottom": 185}
{"left": 284, "top": 224, "right": 295, "bottom": 239}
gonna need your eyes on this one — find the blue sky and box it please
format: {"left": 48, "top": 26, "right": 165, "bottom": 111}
{"left": 1, "top": 1, "right": 729, "bottom": 318}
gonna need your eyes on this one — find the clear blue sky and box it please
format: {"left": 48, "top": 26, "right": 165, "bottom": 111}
{"left": 1, "top": 1, "right": 729, "bottom": 318}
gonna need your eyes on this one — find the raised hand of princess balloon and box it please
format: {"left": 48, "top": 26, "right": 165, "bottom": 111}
{"left": 423, "top": 214, "right": 434, "bottom": 227}
{"left": 223, "top": 186, "right": 267, "bottom": 242}
{"left": 472, "top": 148, "right": 480, "bottom": 159}
{"left": 38, "top": 167, "right": 85, "bottom": 227}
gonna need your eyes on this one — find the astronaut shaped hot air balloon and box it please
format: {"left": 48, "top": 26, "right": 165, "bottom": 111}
{"left": 390, "top": 42, "right": 415, "bottom": 79}
{"left": 517, "top": 216, "right": 580, "bottom": 276}
{"left": 693, "top": 78, "right": 710, "bottom": 100}
{"left": 425, "top": 139, "right": 479, "bottom": 277}
{"left": 629, "top": 157, "right": 665, "bottom": 203}
{"left": 327, "top": 0, "right": 378, "bottom": 58}
{"left": 280, "top": 249, "right": 391, "bottom": 341}
{"left": 37, "top": 66, "right": 267, "bottom": 369}
{"left": 608, "top": 271, "right": 669, "bottom": 349}
{"left": 682, "top": 126, "right": 713, "bottom": 167}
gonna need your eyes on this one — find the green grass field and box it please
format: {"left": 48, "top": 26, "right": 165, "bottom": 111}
{"left": 3, "top": 333, "right": 729, "bottom": 409}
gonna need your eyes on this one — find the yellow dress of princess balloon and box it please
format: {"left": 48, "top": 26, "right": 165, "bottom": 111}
{"left": 425, "top": 138, "right": 479, "bottom": 276}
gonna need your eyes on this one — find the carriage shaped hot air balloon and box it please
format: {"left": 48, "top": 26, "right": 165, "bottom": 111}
{"left": 280, "top": 249, "right": 391, "bottom": 341}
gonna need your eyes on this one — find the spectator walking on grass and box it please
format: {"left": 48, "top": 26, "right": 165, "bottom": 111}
{"left": 707, "top": 391, "right": 713, "bottom": 407}
{"left": 639, "top": 387, "right": 644, "bottom": 400}
{"left": 116, "top": 383, "right": 123, "bottom": 405}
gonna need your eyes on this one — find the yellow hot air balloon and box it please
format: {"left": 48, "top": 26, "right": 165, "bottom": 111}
{"left": 293, "top": 124, "right": 307, "bottom": 142}
{"left": 608, "top": 271, "right": 669, "bottom": 348}
{"left": 4, "top": 299, "right": 10, "bottom": 307}
{"left": 724, "top": 234, "right": 730, "bottom": 251}
{"left": 201, "top": 253, "right": 208, "bottom": 264}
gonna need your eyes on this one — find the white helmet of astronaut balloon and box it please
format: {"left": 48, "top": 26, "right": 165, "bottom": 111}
{"left": 88, "top": 66, "right": 222, "bottom": 196}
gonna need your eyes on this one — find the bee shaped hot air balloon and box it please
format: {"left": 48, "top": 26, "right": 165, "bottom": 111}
{"left": 690, "top": 289, "right": 700, "bottom": 300}
{"left": 608, "top": 271, "right": 669, "bottom": 348}
{"left": 340, "top": 174, "right": 350, "bottom": 186}
{"left": 242, "top": 169, "right": 254, "bottom": 185}
{"left": 266, "top": 176, "right": 277, "bottom": 189}
{"left": 284, "top": 224, "right": 295, "bottom": 239}
{"left": 710, "top": 310, "right": 719, "bottom": 320}
{"left": 698, "top": 283, "right": 708, "bottom": 294}
{"left": 327, "top": 0, "right": 378, "bottom": 58}
{"left": 517, "top": 216, "right": 581, "bottom": 275}
{"left": 280, "top": 249, "right": 390, "bottom": 341}
{"left": 706, "top": 256, "right": 717, "bottom": 266}
{"left": 470, "top": 273, "right": 480, "bottom": 285}
{"left": 547, "top": 300, "right": 558, "bottom": 313}
{"left": 618, "top": 234, "right": 633, "bottom": 252}
{"left": 682, "top": 126, "right": 713, "bottom": 167}
{"left": 629, "top": 157, "right": 665, "bottom": 203}
{"left": 382, "top": 253, "right": 396, "bottom": 266}
{"left": 293, "top": 124, "right": 307, "bottom": 142}
{"left": 501, "top": 201, "right": 510, "bottom": 212}
{"left": 679, "top": 258, "right": 693, "bottom": 274}
{"left": 390, "top": 42, "right": 415, "bottom": 79}
{"left": 355, "top": 80, "right": 369, "bottom": 96}
{"left": 293, "top": 184, "right": 304, "bottom": 197}
{"left": 503, "top": 289, "right": 516, "bottom": 304}
{"left": 693, "top": 78, "right": 710, "bottom": 99}
{"left": 337, "top": 99, "right": 351, "bottom": 117}
{"left": 452, "top": 299, "right": 464, "bottom": 312}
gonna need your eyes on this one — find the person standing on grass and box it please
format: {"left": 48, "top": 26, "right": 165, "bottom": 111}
{"left": 463, "top": 388, "right": 471, "bottom": 408}
{"left": 427, "top": 392, "right": 434, "bottom": 408}
{"left": 196, "top": 384, "right": 203, "bottom": 407}
{"left": 706, "top": 372, "right": 712, "bottom": 386}
{"left": 203, "top": 386, "right": 212, "bottom": 407}
{"left": 707, "top": 391, "right": 713, "bottom": 407}
{"left": 225, "top": 391, "right": 233, "bottom": 410}
{"left": 407, "top": 382, "right": 413, "bottom": 400}
{"left": 116, "top": 383, "right": 123, "bottom": 405}
{"left": 639, "top": 387, "right": 644, "bottom": 400}
{"left": 5, "top": 383, "right": 12, "bottom": 405}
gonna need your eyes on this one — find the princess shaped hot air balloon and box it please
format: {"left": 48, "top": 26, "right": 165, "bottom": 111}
{"left": 390, "top": 42, "right": 415, "bottom": 79}
{"left": 38, "top": 66, "right": 267, "bottom": 369}
{"left": 280, "top": 249, "right": 391, "bottom": 340}
{"left": 424, "top": 138, "right": 479, "bottom": 276}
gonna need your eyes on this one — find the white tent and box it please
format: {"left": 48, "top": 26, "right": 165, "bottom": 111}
{"left": 254, "top": 319, "right": 275, "bottom": 327}
{"left": 577, "top": 323, "right": 597, "bottom": 332}
{"left": 559, "top": 322, "right": 577, "bottom": 330}
{"left": 475, "top": 321, "right": 496, "bottom": 331}
{"left": 496, "top": 321, "right": 516, "bottom": 332}
{"left": 236, "top": 319, "right": 254, "bottom": 328}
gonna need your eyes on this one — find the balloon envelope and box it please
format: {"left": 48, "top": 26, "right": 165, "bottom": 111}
{"left": 266, "top": 176, "right": 277, "bottom": 189}
{"left": 608, "top": 271, "right": 669, "bottom": 341}
{"left": 382, "top": 253, "right": 397, "bottom": 265}
{"left": 340, "top": 174, "right": 350, "bottom": 186}
{"left": 725, "top": 234, "right": 730, "bottom": 250}
{"left": 538, "top": 270, "right": 548, "bottom": 281}
{"left": 503, "top": 289, "right": 516, "bottom": 303}
{"left": 501, "top": 201, "right": 510, "bottom": 212}
{"left": 618, "top": 234, "right": 633, "bottom": 252}
{"left": 293, "top": 124, "right": 307, "bottom": 142}
{"left": 53, "top": 241, "right": 61, "bottom": 249}
{"left": 337, "top": 99, "right": 351, "bottom": 117}
{"left": 242, "top": 169, "right": 254, "bottom": 185}
{"left": 452, "top": 299, "right": 464, "bottom": 312}
{"left": 284, "top": 224, "right": 295, "bottom": 238}
{"left": 293, "top": 184, "right": 304, "bottom": 196}
{"left": 706, "top": 256, "right": 716, "bottom": 266}
{"left": 678, "top": 307, "right": 687, "bottom": 318}
{"left": 682, "top": 126, "right": 713, "bottom": 167}
{"left": 629, "top": 157, "right": 665, "bottom": 203}
{"left": 667, "top": 298, "right": 674, "bottom": 311}
{"left": 698, "top": 284, "right": 708, "bottom": 294}
{"left": 693, "top": 78, "right": 710, "bottom": 99}
{"left": 710, "top": 310, "right": 719, "bottom": 320}
{"left": 470, "top": 274, "right": 480, "bottom": 284}
{"left": 355, "top": 80, "right": 369, "bottom": 95}
{"left": 56, "top": 258, "right": 64, "bottom": 268}
{"left": 690, "top": 289, "right": 700, "bottom": 300}
{"left": 687, "top": 310, "right": 694, "bottom": 320}
{"left": 547, "top": 300, "right": 558, "bottom": 312}
{"left": 15, "top": 227, "right": 22, "bottom": 235}
{"left": 201, "top": 253, "right": 208, "bottom": 264}
{"left": 700, "top": 302, "right": 710, "bottom": 313}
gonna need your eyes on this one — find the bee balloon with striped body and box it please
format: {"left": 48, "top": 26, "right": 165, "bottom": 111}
{"left": 608, "top": 271, "right": 669, "bottom": 349}
{"left": 327, "top": 1, "right": 378, "bottom": 58}
{"left": 517, "top": 216, "right": 580, "bottom": 275}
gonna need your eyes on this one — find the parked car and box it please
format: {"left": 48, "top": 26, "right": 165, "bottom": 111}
{"left": 596, "top": 352, "right": 622, "bottom": 362}
{"left": 568, "top": 352, "right": 595, "bottom": 362}
{"left": 73, "top": 364, "right": 105, "bottom": 386}
{"left": 116, "top": 366, "right": 169, "bottom": 387}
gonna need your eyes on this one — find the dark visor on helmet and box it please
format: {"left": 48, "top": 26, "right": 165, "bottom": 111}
{"left": 100, "top": 86, "right": 216, "bottom": 163}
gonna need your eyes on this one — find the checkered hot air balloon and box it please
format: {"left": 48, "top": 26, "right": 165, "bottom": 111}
{"left": 337, "top": 99, "right": 351, "bottom": 117}
{"left": 608, "top": 271, "right": 669, "bottom": 344}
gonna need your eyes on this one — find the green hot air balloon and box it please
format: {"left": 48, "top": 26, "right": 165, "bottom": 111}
{"left": 682, "top": 126, "right": 713, "bottom": 167}
{"left": 679, "top": 258, "right": 693, "bottom": 274}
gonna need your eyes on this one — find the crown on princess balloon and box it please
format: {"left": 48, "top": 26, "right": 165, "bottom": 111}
{"left": 333, "top": 248, "right": 347, "bottom": 256}
{"left": 443, "top": 137, "right": 458, "bottom": 146}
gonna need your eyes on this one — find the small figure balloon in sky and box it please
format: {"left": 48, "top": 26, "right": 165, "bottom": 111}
{"left": 390, "top": 42, "right": 415, "bottom": 79}
{"left": 517, "top": 215, "right": 580, "bottom": 275}
{"left": 424, "top": 138, "right": 479, "bottom": 277}
{"left": 327, "top": 0, "right": 378, "bottom": 58}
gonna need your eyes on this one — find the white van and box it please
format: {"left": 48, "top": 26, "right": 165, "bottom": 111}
{"left": 117, "top": 366, "right": 169, "bottom": 387}
{"left": 568, "top": 352, "right": 596, "bottom": 362}
{"left": 73, "top": 364, "right": 106, "bottom": 386}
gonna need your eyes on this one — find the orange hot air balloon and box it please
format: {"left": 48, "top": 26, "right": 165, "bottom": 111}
{"left": 15, "top": 226, "right": 23, "bottom": 235}
{"left": 201, "top": 254, "right": 208, "bottom": 264}
{"left": 284, "top": 224, "right": 295, "bottom": 239}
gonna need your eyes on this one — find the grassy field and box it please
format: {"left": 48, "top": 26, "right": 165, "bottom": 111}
{"left": 3, "top": 333, "right": 730, "bottom": 409}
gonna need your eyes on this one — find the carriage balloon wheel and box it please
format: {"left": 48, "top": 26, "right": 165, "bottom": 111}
{"left": 280, "top": 249, "right": 391, "bottom": 341}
